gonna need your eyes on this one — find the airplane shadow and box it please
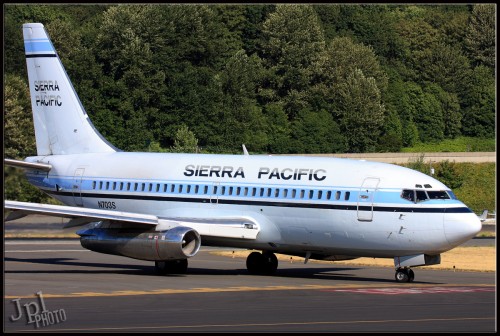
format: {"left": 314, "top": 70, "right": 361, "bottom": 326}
{"left": 5, "top": 256, "right": 440, "bottom": 284}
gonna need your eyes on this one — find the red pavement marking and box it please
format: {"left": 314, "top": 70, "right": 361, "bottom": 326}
{"left": 321, "top": 287, "right": 495, "bottom": 295}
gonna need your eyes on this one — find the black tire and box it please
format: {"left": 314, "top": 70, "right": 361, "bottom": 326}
{"left": 246, "top": 251, "right": 264, "bottom": 274}
{"left": 408, "top": 269, "right": 415, "bottom": 282}
{"left": 395, "top": 269, "right": 409, "bottom": 282}
{"left": 262, "top": 252, "right": 278, "bottom": 275}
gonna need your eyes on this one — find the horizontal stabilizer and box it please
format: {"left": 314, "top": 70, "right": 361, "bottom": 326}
{"left": 4, "top": 158, "right": 52, "bottom": 171}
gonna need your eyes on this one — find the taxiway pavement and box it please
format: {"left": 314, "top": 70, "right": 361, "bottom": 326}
{"left": 4, "top": 240, "right": 496, "bottom": 332}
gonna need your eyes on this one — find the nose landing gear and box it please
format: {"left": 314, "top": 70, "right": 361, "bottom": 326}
{"left": 395, "top": 267, "right": 415, "bottom": 282}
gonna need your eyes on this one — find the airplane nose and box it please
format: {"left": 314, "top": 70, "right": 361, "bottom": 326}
{"left": 443, "top": 211, "right": 482, "bottom": 247}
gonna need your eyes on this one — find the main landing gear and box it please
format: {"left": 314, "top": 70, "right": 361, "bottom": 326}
{"left": 395, "top": 267, "right": 415, "bottom": 283}
{"left": 155, "top": 259, "right": 188, "bottom": 275}
{"left": 246, "top": 251, "right": 278, "bottom": 275}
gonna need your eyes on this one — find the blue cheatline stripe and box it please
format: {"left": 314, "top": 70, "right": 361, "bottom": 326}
{"left": 24, "top": 41, "right": 54, "bottom": 53}
{"left": 45, "top": 190, "right": 472, "bottom": 214}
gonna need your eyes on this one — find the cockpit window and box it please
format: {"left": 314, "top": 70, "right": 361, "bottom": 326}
{"left": 446, "top": 190, "right": 458, "bottom": 200}
{"left": 401, "top": 189, "right": 415, "bottom": 202}
{"left": 416, "top": 190, "right": 428, "bottom": 202}
{"left": 427, "top": 191, "right": 450, "bottom": 200}
{"left": 402, "top": 189, "right": 452, "bottom": 203}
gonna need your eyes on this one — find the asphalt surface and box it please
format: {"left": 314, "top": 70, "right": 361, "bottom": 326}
{"left": 4, "top": 240, "right": 496, "bottom": 332}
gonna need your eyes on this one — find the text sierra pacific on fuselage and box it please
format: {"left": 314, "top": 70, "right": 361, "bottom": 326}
{"left": 183, "top": 165, "right": 327, "bottom": 181}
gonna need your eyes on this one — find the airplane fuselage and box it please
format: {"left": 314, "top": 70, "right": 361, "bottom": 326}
{"left": 24, "top": 152, "right": 478, "bottom": 259}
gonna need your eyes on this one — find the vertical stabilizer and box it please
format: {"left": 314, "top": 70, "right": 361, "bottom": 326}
{"left": 23, "top": 23, "right": 116, "bottom": 155}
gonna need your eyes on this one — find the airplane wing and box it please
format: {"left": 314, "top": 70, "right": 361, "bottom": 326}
{"left": 4, "top": 200, "right": 260, "bottom": 239}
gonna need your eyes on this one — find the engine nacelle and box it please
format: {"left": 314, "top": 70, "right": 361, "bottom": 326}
{"left": 78, "top": 226, "right": 201, "bottom": 261}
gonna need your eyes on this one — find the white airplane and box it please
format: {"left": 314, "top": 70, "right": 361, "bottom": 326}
{"left": 5, "top": 23, "right": 482, "bottom": 283}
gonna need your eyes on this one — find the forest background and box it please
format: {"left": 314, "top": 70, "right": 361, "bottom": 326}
{"left": 3, "top": 4, "right": 496, "bottom": 212}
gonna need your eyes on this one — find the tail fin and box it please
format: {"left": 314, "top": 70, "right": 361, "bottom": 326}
{"left": 23, "top": 23, "right": 116, "bottom": 155}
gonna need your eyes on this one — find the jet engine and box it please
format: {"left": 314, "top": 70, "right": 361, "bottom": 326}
{"left": 78, "top": 226, "right": 201, "bottom": 261}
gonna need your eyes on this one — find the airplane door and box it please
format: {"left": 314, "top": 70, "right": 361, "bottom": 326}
{"left": 72, "top": 168, "right": 85, "bottom": 206}
{"left": 357, "top": 177, "right": 379, "bottom": 222}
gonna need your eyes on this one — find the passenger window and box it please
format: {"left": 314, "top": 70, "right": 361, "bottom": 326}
{"left": 345, "top": 192, "right": 350, "bottom": 200}
{"left": 156, "top": 184, "right": 160, "bottom": 192}
{"left": 252, "top": 188, "right": 256, "bottom": 197}
{"left": 335, "top": 191, "right": 341, "bottom": 200}
{"left": 259, "top": 188, "right": 264, "bottom": 197}
{"left": 318, "top": 190, "right": 323, "bottom": 199}
{"left": 120, "top": 182, "right": 124, "bottom": 191}
{"left": 195, "top": 185, "right": 199, "bottom": 194}
{"left": 221, "top": 186, "right": 226, "bottom": 195}
{"left": 267, "top": 188, "right": 272, "bottom": 197}
{"left": 275, "top": 189, "right": 280, "bottom": 198}
{"left": 309, "top": 190, "right": 314, "bottom": 199}
{"left": 179, "top": 185, "right": 183, "bottom": 193}
{"left": 93, "top": 181, "right": 96, "bottom": 190}
{"left": 283, "top": 189, "right": 288, "bottom": 198}
{"left": 300, "top": 190, "right": 305, "bottom": 199}
{"left": 401, "top": 189, "right": 415, "bottom": 202}
{"left": 416, "top": 190, "right": 428, "bottom": 202}
{"left": 327, "top": 191, "right": 331, "bottom": 200}
{"left": 292, "top": 189, "right": 296, "bottom": 198}
{"left": 187, "top": 185, "right": 191, "bottom": 193}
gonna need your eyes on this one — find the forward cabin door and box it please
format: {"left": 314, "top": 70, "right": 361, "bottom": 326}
{"left": 357, "top": 177, "right": 380, "bottom": 221}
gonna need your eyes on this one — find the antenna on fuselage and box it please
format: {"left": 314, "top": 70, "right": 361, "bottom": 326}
{"left": 242, "top": 144, "right": 249, "bottom": 156}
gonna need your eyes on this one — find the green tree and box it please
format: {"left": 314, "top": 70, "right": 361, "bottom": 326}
{"left": 4, "top": 74, "right": 35, "bottom": 158}
{"left": 334, "top": 69, "right": 385, "bottom": 153}
{"left": 290, "top": 109, "right": 346, "bottom": 154}
{"left": 172, "top": 125, "right": 199, "bottom": 153}
{"left": 436, "top": 160, "right": 464, "bottom": 189}
{"left": 425, "top": 84, "right": 461, "bottom": 139}
{"left": 465, "top": 4, "right": 495, "bottom": 68}
{"left": 263, "top": 103, "right": 291, "bottom": 154}
{"left": 317, "top": 36, "right": 388, "bottom": 95}
{"left": 377, "top": 105, "right": 403, "bottom": 152}
{"left": 261, "top": 4, "right": 326, "bottom": 116}
{"left": 460, "top": 65, "right": 495, "bottom": 137}
{"left": 415, "top": 42, "right": 471, "bottom": 96}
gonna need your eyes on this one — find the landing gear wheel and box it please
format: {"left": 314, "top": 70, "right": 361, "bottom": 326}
{"left": 408, "top": 269, "right": 415, "bottom": 282}
{"left": 246, "top": 252, "right": 264, "bottom": 274}
{"left": 155, "top": 259, "right": 188, "bottom": 275}
{"left": 261, "top": 252, "right": 278, "bottom": 275}
{"left": 246, "top": 251, "right": 278, "bottom": 275}
{"left": 395, "top": 268, "right": 410, "bottom": 282}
